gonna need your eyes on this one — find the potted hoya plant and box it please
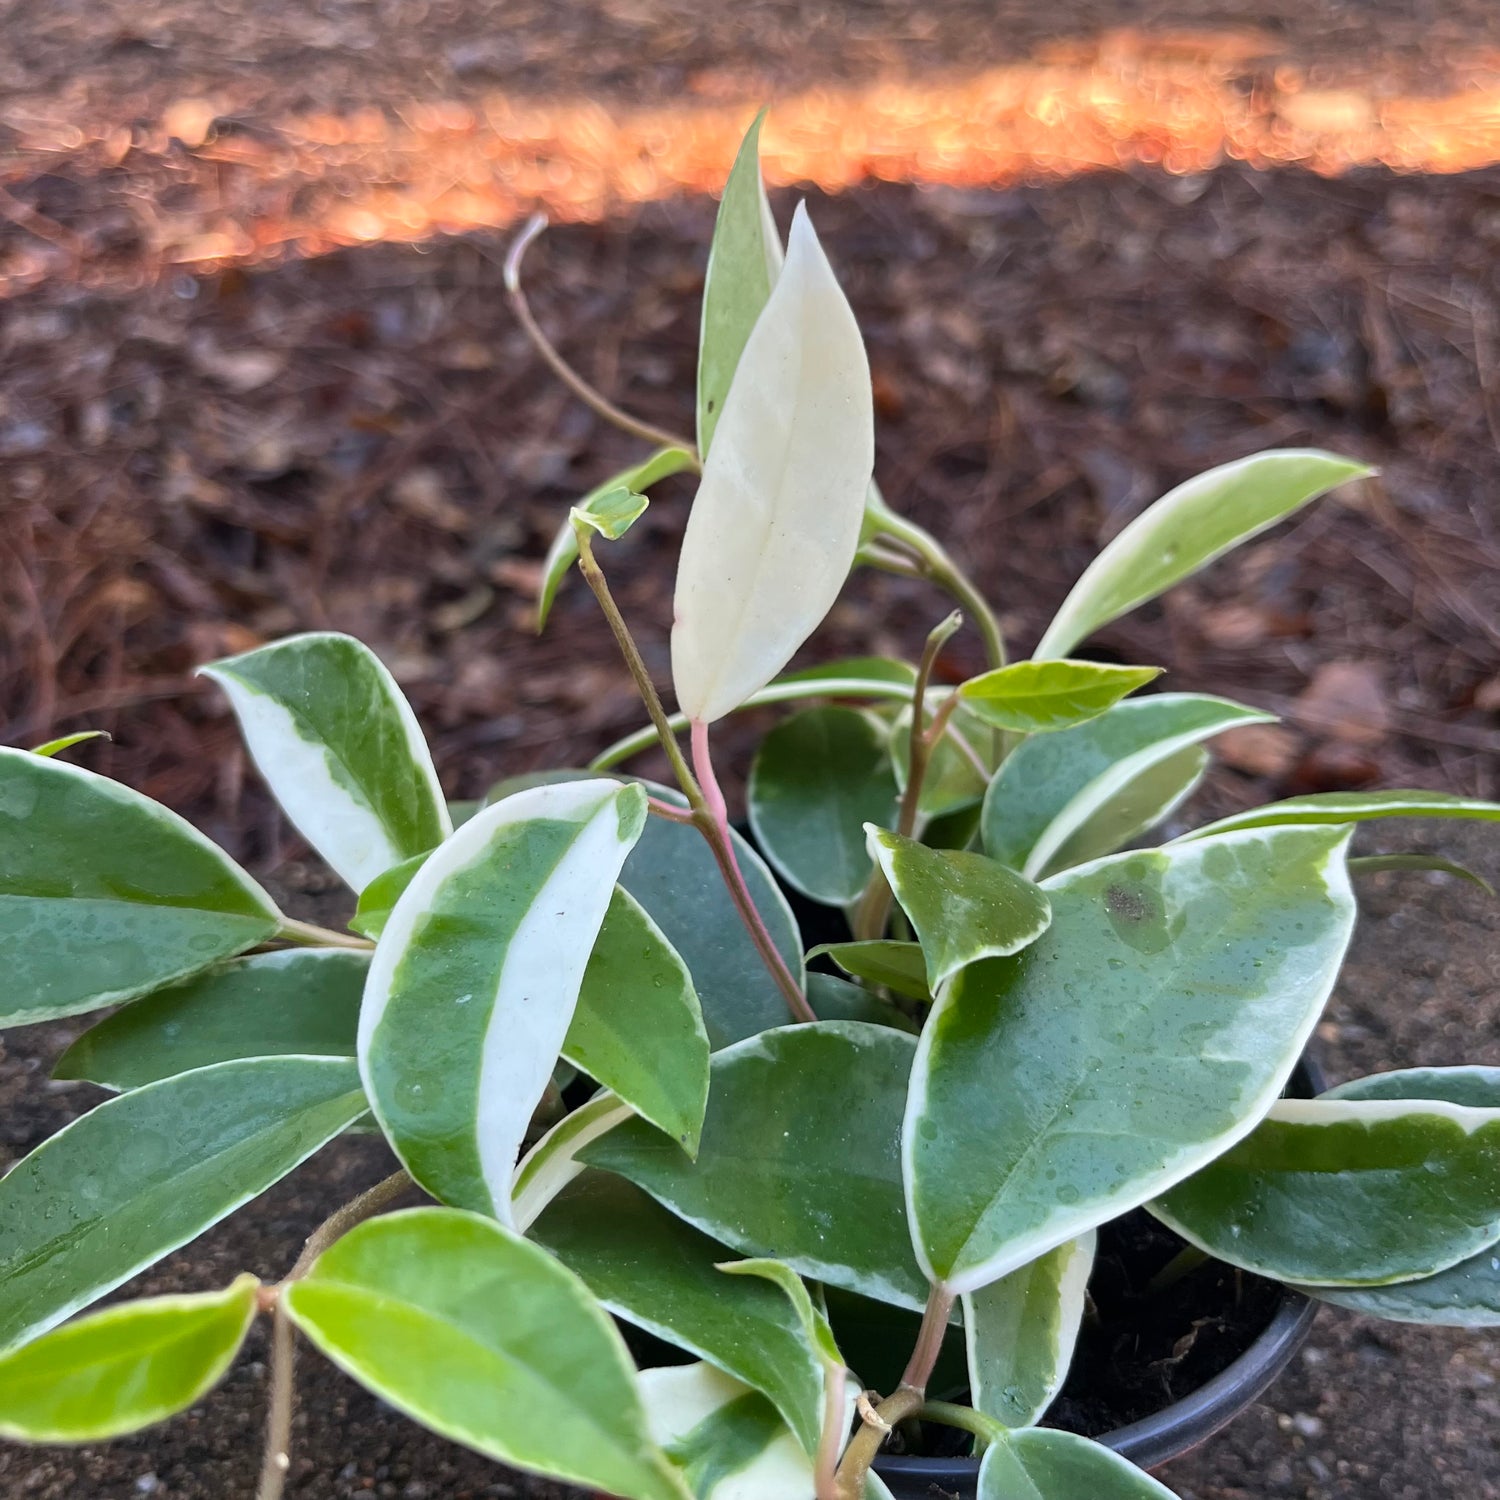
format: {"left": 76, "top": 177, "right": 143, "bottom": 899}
{"left": 3, "top": 113, "right": 1499, "bottom": 1500}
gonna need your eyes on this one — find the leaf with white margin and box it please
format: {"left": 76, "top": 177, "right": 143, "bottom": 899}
{"left": 0, "top": 1276, "right": 258, "bottom": 1442}
{"left": 717, "top": 1258, "right": 842, "bottom": 1370}
{"left": 866, "top": 828, "right": 1051, "bottom": 991}
{"left": 904, "top": 826, "right": 1356, "bottom": 1294}
{"left": 1180, "top": 789, "right": 1500, "bottom": 840}
{"left": 54, "top": 948, "right": 366, "bottom": 1089}
{"left": 1349, "top": 854, "right": 1494, "bottom": 895}
{"left": 698, "top": 109, "right": 783, "bottom": 458}
{"left": 958, "top": 661, "right": 1162, "bottom": 734}
{"left": 748, "top": 706, "right": 899, "bottom": 905}
{"left": 808, "top": 941, "right": 931, "bottom": 1003}
{"left": 978, "top": 1428, "right": 1179, "bottom": 1500}
{"left": 532, "top": 1173, "right": 825, "bottom": 1452}
{"left": 1152, "top": 1067, "right": 1500, "bottom": 1286}
{"left": 672, "top": 203, "right": 874, "bottom": 724}
{"left": 965, "top": 1233, "right": 1095, "bottom": 1429}
{"left": 584, "top": 1021, "right": 930, "bottom": 1309}
{"left": 537, "top": 447, "right": 697, "bottom": 630}
{"left": 0, "top": 1057, "right": 366, "bottom": 1352}
{"left": 981, "top": 695, "right": 1274, "bottom": 878}
{"left": 1034, "top": 450, "right": 1371, "bottom": 660}
{"left": 284, "top": 1208, "right": 690, "bottom": 1500}
{"left": 1308, "top": 1243, "right": 1500, "bottom": 1327}
{"left": 359, "top": 779, "right": 648, "bottom": 1221}
{"left": 0, "top": 748, "right": 280, "bottom": 1027}
{"left": 512, "top": 1093, "right": 635, "bottom": 1232}
{"left": 201, "top": 632, "right": 449, "bottom": 893}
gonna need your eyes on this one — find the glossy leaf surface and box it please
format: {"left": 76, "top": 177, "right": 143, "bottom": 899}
{"left": 978, "top": 1428, "right": 1178, "bottom": 1500}
{"left": 0, "top": 1057, "right": 365, "bottom": 1351}
{"left": 672, "top": 203, "right": 874, "bottom": 723}
{"left": 808, "top": 941, "right": 931, "bottom": 1003}
{"left": 1183, "top": 789, "right": 1500, "bottom": 840}
{"left": 285, "top": 1209, "right": 688, "bottom": 1500}
{"left": 55, "top": 948, "right": 366, "bottom": 1089}
{"left": 981, "top": 695, "right": 1274, "bottom": 878}
{"left": 958, "top": 661, "right": 1161, "bottom": 733}
{"left": 0, "top": 1276, "right": 258, "bottom": 1442}
{"left": 904, "top": 827, "right": 1356, "bottom": 1293}
{"left": 1309, "top": 1244, "right": 1500, "bottom": 1326}
{"left": 867, "top": 829, "right": 1051, "bottom": 990}
{"left": 532, "top": 1173, "right": 823, "bottom": 1451}
{"left": 29, "top": 731, "right": 108, "bottom": 758}
{"left": 584, "top": 1021, "right": 928, "bottom": 1308}
{"left": 965, "top": 1234, "right": 1095, "bottom": 1429}
{"left": 360, "top": 780, "right": 646, "bottom": 1220}
{"left": 202, "top": 632, "right": 449, "bottom": 893}
{"left": 0, "top": 747, "right": 280, "bottom": 1026}
{"left": 1034, "top": 450, "right": 1371, "bottom": 659}
{"left": 512, "top": 1093, "right": 635, "bottom": 1232}
{"left": 748, "top": 707, "right": 899, "bottom": 904}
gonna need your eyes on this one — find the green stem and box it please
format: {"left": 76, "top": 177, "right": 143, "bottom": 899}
{"left": 915, "top": 1400, "right": 1006, "bottom": 1451}
{"left": 1145, "top": 1244, "right": 1211, "bottom": 1297}
{"left": 275, "top": 918, "right": 374, "bottom": 951}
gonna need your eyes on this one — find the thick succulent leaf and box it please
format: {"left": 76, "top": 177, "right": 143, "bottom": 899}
{"left": 0, "top": 747, "right": 280, "bottom": 1026}
{"left": 0, "top": 1276, "right": 258, "bottom": 1442}
{"left": 201, "top": 633, "right": 449, "bottom": 893}
{"left": 512, "top": 1093, "right": 635, "bottom": 1232}
{"left": 1153, "top": 1069, "right": 1500, "bottom": 1285}
{"left": 532, "top": 1174, "right": 824, "bottom": 1452}
{"left": 54, "top": 949, "right": 365, "bottom": 1089}
{"left": 808, "top": 941, "right": 931, "bottom": 1003}
{"left": 697, "top": 108, "right": 782, "bottom": 457}
{"left": 888, "top": 701, "right": 996, "bottom": 819}
{"left": 866, "top": 829, "right": 1052, "bottom": 990}
{"left": 981, "top": 695, "right": 1274, "bottom": 878}
{"left": 359, "top": 779, "right": 647, "bottom": 1221}
{"left": 641, "top": 1364, "right": 817, "bottom": 1500}
{"left": 1042, "top": 745, "right": 1208, "bottom": 873}
{"left": 538, "top": 447, "right": 696, "bottom": 630}
{"left": 1348, "top": 854, "right": 1494, "bottom": 894}
{"left": 1183, "top": 789, "right": 1500, "bottom": 840}
{"left": 717, "top": 1258, "right": 841, "bottom": 1369}
{"left": 0, "top": 1057, "right": 365, "bottom": 1352}
{"left": 672, "top": 203, "right": 874, "bottom": 724}
{"left": 904, "top": 826, "right": 1356, "bottom": 1293}
{"left": 748, "top": 707, "right": 899, "bottom": 905}
{"left": 565, "top": 887, "right": 710, "bottom": 1155}
{"left": 583, "top": 1021, "right": 928, "bottom": 1309}
{"left": 978, "top": 1428, "right": 1179, "bottom": 1500}
{"left": 958, "top": 661, "right": 1162, "bottom": 734}
{"left": 29, "top": 730, "right": 108, "bottom": 758}
{"left": 1308, "top": 1244, "right": 1500, "bottom": 1326}
{"left": 284, "top": 1208, "right": 689, "bottom": 1500}
{"left": 804, "top": 973, "right": 919, "bottom": 1033}
{"left": 965, "top": 1233, "right": 1095, "bottom": 1429}
{"left": 621, "top": 785, "right": 804, "bottom": 1049}
{"left": 1034, "top": 450, "right": 1372, "bottom": 659}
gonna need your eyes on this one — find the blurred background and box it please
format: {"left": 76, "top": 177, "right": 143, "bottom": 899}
{"left": 2, "top": 2, "right": 1498, "bottom": 1497}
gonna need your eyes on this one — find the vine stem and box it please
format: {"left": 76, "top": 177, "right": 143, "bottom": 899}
{"left": 915, "top": 1400, "right": 1006, "bottom": 1450}
{"left": 257, "top": 1170, "right": 413, "bottom": 1500}
{"left": 505, "top": 213, "right": 699, "bottom": 457}
{"left": 690, "top": 720, "right": 815, "bottom": 1025}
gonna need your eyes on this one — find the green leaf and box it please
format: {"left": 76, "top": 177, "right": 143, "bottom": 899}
{"left": 201, "top": 632, "right": 449, "bottom": 893}
{"left": 965, "top": 1235, "right": 1094, "bottom": 1429}
{"left": 538, "top": 447, "right": 696, "bottom": 630}
{"left": 0, "top": 1276, "right": 258, "bottom": 1442}
{"left": 748, "top": 707, "right": 899, "bottom": 904}
{"left": 360, "top": 779, "right": 647, "bottom": 1220}
{"left": 0, "top": 1057, "right": 365, "bottom": 1352}
{"left": 804, "top": 972, "right": 919, "bottom": 1033}
{"left": 905, "top": 826, "right": 1356, "bottom": 1293}
{"left": 717, "top": 1258, "right": 842, "bottom": 1369}
{"left": 866, "top": 829, "right": 1052, "bottom": 990}
{"left": 531, "top": 1173, "right": 824, "bottom": 1452}
{"left": 583, "top": 1021, "right": 929, "bottom": 1308}
{"left": 697, "top": 108, "right": 782, "bottom": 458}
{"left": 1307, "top": 1244, "right": 1500, "bottom": 1327}
{"left": 1034, "top": 450, "right": 1372, "bottom": 659}
{"left": 642, "top": 1363, "right": 819, "bottom": 1500}
{"left": 981, "top": 694, "right": 1274, "bottom": 878}
{"left": 572, "top": 484, "right": 650, "bottom": 540}
{"left": 54, "top": 948, "right": 366, "bottom": 1090}
{"left": 512, "top": 1093, "right": 636, "bottom": 1231}
{"left": 978, "top": 1428, "right": 1179, "bottom": 1500}
{"left": 673, "top": 203, "right": 873, "bottom": 724}
{"left": 1348, "top": 854, "right": 1494, "bottom": 894}
{"left": 808, "top": 941, "right": 932, "bottom": 1003}
{"left": 888, "top": 701, "right": 996, "bottom": 818}
{"left": 1152, "top": 1068, "right": 1500, "bottom": 1286}
{"left": 1183, "top": 789, "right": 1500, "bottom": 840}
{"left": 29, "top": 730, "right": 109, "bottom": 759}
{"left": 0, "top": 748, "right": 280, "bottom": 1027}
{"left": 565, "top": 887, "right": 710, "bottom": 1155}
{"left": 959, "top": 661, "right": 1162, "bottom": 733}
{"left": 350, "top": 851, "right": 429, "bottom": 939}
{"left": 775, "top": 657, "right": 918, "bottom": 689}
{"left": 284, "top": 1208, "right": 689, "bottom": 1500}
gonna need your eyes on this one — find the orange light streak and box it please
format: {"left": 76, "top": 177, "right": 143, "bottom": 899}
{"left": 4, "top": 30, "right": 1500, "bottom": 294}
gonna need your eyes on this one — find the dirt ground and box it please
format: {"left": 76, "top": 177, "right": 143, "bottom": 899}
{"left": 2, "top": 0, "right": 1500, "bottom": 1496}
